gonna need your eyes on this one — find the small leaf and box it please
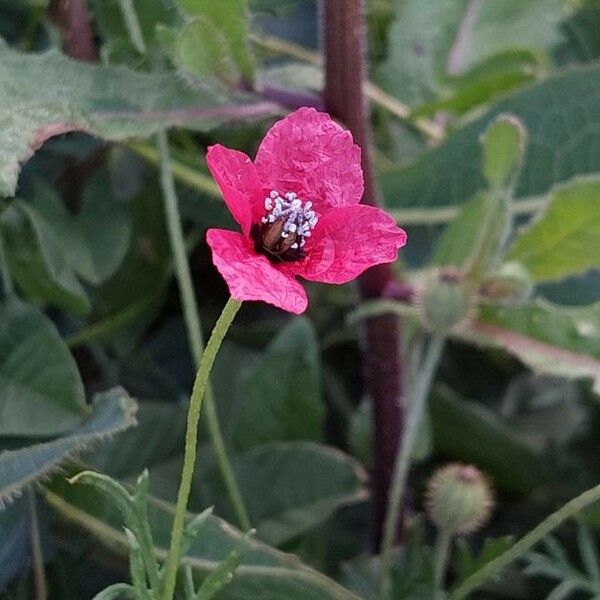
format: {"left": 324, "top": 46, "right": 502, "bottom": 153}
{"left": 481, "top": 114, "right": 526, "bottom": 189}
{"left": 0, "top": 388, "right": 136, "bottom": 503}
{"left": 508, "top": 176, "right": 600, "bottom": 282}
{"left": 0, "top": 299, "right": 86, "bottom": 436}
{"left": 231, "top": 318, "right": 324, "bottom": 451}
{"left": 196, "top": 530, "right": 254, "bottom": 600}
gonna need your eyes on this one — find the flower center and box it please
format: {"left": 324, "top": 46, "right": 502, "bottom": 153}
{"left": 252, "top": 190, "right": 318, "bottom": 262}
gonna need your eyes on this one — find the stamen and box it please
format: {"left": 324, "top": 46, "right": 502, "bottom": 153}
{"left": 258, "top": 190, "right": 319, "bottom": 260}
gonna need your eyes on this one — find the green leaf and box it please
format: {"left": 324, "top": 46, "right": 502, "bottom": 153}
{"left": 202, "top": 442, "right": 368, "bottom": 546}
{"left": 375, "top": 0, "right": 468, "bottom": 105}
{"left": 83, "top": 401, "right": 186, "bottom": 479}
{"left": 0, "top": 299, "right": 86, "bottom": 436}
{"left": 455, "top": 536, "right": 515, "bottom": 584}
{"left": 0, "top": 501, "right": 28, "bottom": 589}
{"left": 508, "top": 176, "right": 600, "bottom": 282}
{"left": 0, "top": 388, "right": 137, "bottom": 503}
{"left": 481, "top": 114, "right": 526, "bottom": 190}
{"left": 380, "top": 64, "right": 600, "bottom": 213}
{"left": 45, "top": 476, "right": 363, "bottom": 600}
{"left": 92, "top": 583, "right": 137, "bottom": 600}
{"left": 457, "top": 301, "right": 600, "bottom": 394}
{"left": 430, "top": 385, "right": 544, "bottom": 493}
{"left": 176, "top": 17, "right": 240, "bottom": 85}
{"left": 450, "top": 0, "right": 565, "bottom": 74}
{"left": 0, "top": 40, "right": 277, "bottom": 197}
{"left": 175, "top": 0, "right": 254, "bottom": 83}
{"left": 231, "top": 318, "right": 324, "bottom": 451}
{"left": 1, "top": 202, "right": 91, "bottom": 314}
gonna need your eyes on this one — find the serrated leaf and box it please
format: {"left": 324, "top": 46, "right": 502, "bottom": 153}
{"left": 0, "top": 299, "right": 86, "bottom": 436}
{"left": 508, "top": 177, "right": 600, "bottom": 282}
{"left": 201, "top": 442, "right": 368, "bottom": 546}
{"left": 457, "top": 301, "right": 600, "bottom": 394}
{"left": 0, "top": 40, "right": 277, "bottom": 197}
{"left": 45, "top": 476, "right": 362, "bottom": 600}
{"left": 231, "top": 318, "right": 324, "bottom": 451}
{"left": 0, "top": 388, "right": 136, "bottom": 503}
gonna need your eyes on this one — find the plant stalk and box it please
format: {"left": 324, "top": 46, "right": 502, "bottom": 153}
{"left": 322, "top": 0, "right": 405, "bottom": 548}
{"left": 434, "top": 527, "right": 453, "bottom": 590}
{"left": 162, "top": 296, "right": 242, "bottom": 600}
{"left": 379, "top": 335, "right": 445, "bottom": 599}
{"left": 156, "top": 131, "right": 250, "bottom": 533}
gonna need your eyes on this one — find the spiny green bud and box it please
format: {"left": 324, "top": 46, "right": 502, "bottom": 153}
{"left": 418, "top": 268, "right": 476, "bottom": 334}
{"left": 425, "top": 463, "right": 493, "bottom": 535}
{"left": 481, "top": 114, "right": 526, "bottom": 190}
{"left": 480, "top": 261, "right": 533, "bottom": 304}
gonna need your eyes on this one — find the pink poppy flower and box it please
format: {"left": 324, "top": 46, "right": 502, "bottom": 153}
{"left": 205, "top": 107, "right": 407, "bottom": 314}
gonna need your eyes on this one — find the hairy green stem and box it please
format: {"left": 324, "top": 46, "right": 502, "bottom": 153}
{"left": 156, "top": 131, "right": 250, "bottom": 532}
{"left": 162, "top": 296, "right": 242, "bottom": 600}
{"left": 117, "top": 0, "right": 146, "bottom": 54}
{"left": 451, "top": 481, "right": 600, "bottom": 599}
{"left": 434, "top": 528, "right": 453, "bottom": 591}
{"left": 28, "top": 488, "right": 47, "bottom": 600}
{"left": 379, "top": 335, "right": 445, "bottom": 599}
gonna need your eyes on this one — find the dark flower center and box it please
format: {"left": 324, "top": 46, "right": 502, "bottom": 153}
{"left": 252, "top": 190, "right": 318, "bottom": 263}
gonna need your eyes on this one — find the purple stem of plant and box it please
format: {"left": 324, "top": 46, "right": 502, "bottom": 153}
{"left": 49, "top": 0, "right": 97, "bottom": 62}
{"left": 260, "top": 84, "right": 325, "bottom": 111}
{"left": 323, "top": 0, "right": 404, "bottom": 548}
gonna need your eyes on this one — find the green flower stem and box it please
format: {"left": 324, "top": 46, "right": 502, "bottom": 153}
{"left": 156, "top": 131, "right": 251, "bottom": 532}
{"left": 379, "top": 335, "right": 445, "bottom": 599}
{"left": 451, "top": 481, "right": 600, "bottom": 599}
{"left": 434, "top": 528, "right": 453, "bottom": 591}
{"left": 162, "top": 296, "right": 242, "bottom": 600}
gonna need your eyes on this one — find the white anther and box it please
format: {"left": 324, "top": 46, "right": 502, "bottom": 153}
{"left": 270, "top": 190, "right": 279, "bottom": 199}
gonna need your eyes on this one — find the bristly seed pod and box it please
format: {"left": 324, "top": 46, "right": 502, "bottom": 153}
{"left": 417, "top": 267, "right": 476, "bottom": 334}
{"left": 425, "top": 463, "right": 493, "bottom": 535}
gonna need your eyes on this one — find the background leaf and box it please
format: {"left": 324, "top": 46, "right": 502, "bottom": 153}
{"left": 231, "top": 318, "right": 324, "bottom": 451}
{"left": 0, "top": 299, "right": 86, "bottom": 436}
{"left": 0, "top": 40, "right": 278, "bottom": 197}
{"left": 508, "top": 176, "right": 600, "bottom": 282}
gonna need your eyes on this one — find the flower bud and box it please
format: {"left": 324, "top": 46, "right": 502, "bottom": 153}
{"left": 425, "top": 463, "right": 493, "bottom": 535}
{"left": 480, "top": 261, "right": 533, "bottom": 304}
{"left": 418, "top": 268, "right": 476, "bottom": 334}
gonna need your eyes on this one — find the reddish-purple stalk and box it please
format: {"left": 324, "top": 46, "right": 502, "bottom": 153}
{"left": 49, "top": 0, "right": 97, "bottom": 62}
{"left": 322, "top": 0, "right": 404, "bottom": 547}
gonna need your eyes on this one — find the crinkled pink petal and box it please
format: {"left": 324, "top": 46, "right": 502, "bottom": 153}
{"left": 292, "top": 205, "right": 407, "bottom": 284}
{"left": 206, "top": 145, "right": 264, "bottom": 235}
{"left": 206, "top": 229, "right": 308, "bottom": 314}
{"left": 254, "top": 107, "right": 363, "bottom": 214}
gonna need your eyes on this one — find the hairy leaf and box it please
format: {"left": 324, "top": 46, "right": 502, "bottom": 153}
{"left": 0, "top": 40, "right": 278, "bottom": 197}
{"left": 0, "top": 388, "right": 136, "bottom": 503}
